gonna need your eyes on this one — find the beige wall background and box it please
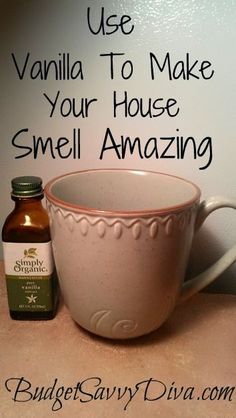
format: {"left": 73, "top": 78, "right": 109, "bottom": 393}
{"left": 1, "top": 0, "right": 236, "bottom": 293}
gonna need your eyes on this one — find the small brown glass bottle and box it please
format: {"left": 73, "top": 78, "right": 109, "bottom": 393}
{"left": 2, "top": 176, "right": 57, "bottom": 320}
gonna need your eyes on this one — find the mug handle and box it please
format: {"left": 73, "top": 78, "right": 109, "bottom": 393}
{"left": 179, "top": 196, "right": 236, "bottom": 303}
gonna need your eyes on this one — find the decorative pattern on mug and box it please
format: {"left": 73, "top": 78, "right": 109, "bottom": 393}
{"left": 47, "top": 202, "right": 196, "bottom": 239}
{"left": 90, "top": 309, "right": 138, "bottom": 338}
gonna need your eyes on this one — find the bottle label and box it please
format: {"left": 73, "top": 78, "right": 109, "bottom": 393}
{"left": 3, "top": 242, "right": 55, "bottom": 312}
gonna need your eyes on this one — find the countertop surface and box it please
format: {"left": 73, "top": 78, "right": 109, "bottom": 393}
{"left": 0, "top": 261, "right": 236, "bottom": 418}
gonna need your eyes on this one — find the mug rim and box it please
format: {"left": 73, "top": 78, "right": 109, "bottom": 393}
{"left": 44, "top": 169, "right": 201, "bottom": 217}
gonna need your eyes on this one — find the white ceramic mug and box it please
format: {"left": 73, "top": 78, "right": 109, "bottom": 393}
{"left": 45, "top": 170, "right": 236, "bottom": 339}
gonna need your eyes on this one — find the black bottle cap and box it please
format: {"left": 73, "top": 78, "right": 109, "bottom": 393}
{"left": 11, "top": 176, "right": 43, "bottom": 197}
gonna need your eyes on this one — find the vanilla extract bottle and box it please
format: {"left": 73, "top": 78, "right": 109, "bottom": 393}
{"left": 2, "top": 176, "right": 57, "bottom": 320}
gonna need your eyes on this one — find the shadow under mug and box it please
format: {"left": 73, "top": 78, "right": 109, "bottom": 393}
{"left": 45, "top": 170, "right": 236, "bottom": 339}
